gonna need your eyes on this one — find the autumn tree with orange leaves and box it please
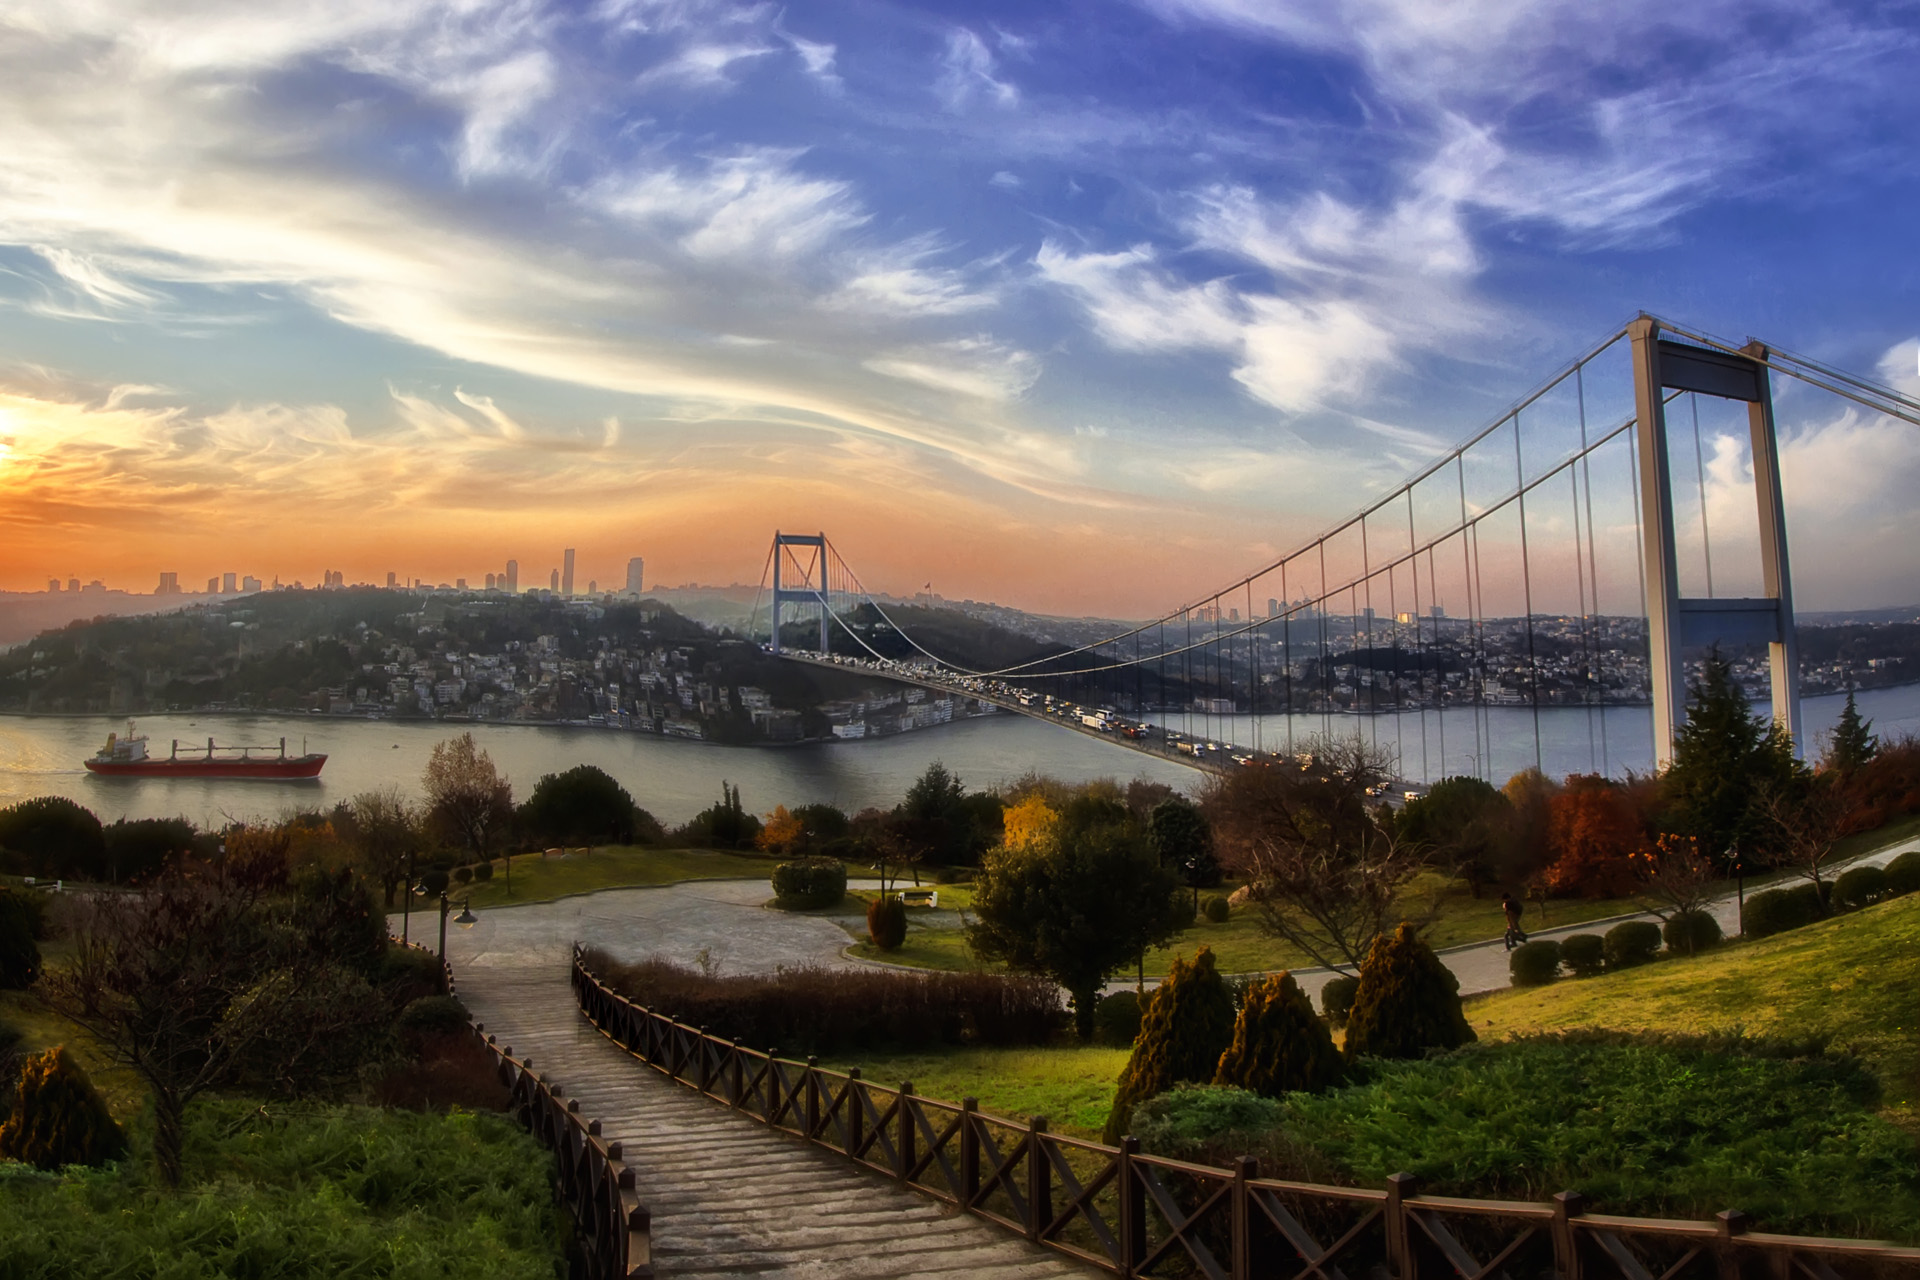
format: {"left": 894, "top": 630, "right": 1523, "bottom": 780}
{"left": 1542, "top": 775, "right": 1650, "bottom": 898}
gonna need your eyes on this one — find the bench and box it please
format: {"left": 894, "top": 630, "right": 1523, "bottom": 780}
{"left": 899, "top": 889, "right": 938, "bottom": 908}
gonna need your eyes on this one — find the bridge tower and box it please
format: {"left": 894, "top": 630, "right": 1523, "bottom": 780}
{"left": 769, "top": 531, "right": 832, "bottom": 656}
{"left": 1630, "top": 316, "right": 1800, "bottom": 767}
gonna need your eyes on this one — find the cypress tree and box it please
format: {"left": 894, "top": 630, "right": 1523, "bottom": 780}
{"left": 1342, "top": 922, "right": 1474, "bottom": 1061}
{"left": 1103, "top": 946, "right": 1235, "bottom": 1142}
{"left": 1825, "top": 687, "right": 1877, "bottom": 777}
{"left": 1212, "top": 971, "right": 1344, "bottom": 1097}
{"left": 1663, "top": 651, "right": 1798, "bottom": 866}
{"left": 0, "top": 1046, "right": 127, "bottom": 1170}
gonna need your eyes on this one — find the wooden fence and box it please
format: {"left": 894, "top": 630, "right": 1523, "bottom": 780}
{"left": 427, "top": 945, "right": 653, "bottom": 1279}
{"left": 571, "top": 947, "right": 1919, "bottom": 1280}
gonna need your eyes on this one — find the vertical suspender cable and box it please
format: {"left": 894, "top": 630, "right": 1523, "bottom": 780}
{"left": 1627, "top": 427, "right": 1652, "bottom": 767}
{"left": 1514, "top": 413, "right": 1544, "bottom": 774}
{"left": 1576, "top": 365, "right": 1610, "bottom": 776}
{"left": 1572, "top": 465, "right": 1596, "bottom": 774}
{"left": 1408, "top": 491, "right": 1429, "bottom": 784}
{"left": 1460, "top": 457, "right": 1488, "bottom": 781}
{"left": 1318, "top": 541, "right": 1331, "bottom": 743}
{"left": 1281, "top": 559, "right": 1295, "bottom": 758}
{"left": 1691, "top": 394, "right": 1715, "bottom": 598}
{"left": 1361, "top": 515, "right": 1377, "bottom": 753}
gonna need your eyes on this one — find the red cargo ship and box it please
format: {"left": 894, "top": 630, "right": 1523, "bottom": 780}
{"left": 83, "top": 725, "right": 326, "bottom": 779}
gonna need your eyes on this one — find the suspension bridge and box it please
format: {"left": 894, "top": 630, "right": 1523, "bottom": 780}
{"left": 751, "top": 315, "right": 1920, "bottom": 789}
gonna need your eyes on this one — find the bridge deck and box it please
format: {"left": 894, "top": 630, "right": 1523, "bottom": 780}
{"left": 457, "top": 963, "right": 1094, "bottom": 1280}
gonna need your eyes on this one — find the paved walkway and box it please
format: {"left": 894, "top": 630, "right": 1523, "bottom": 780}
{"left": 438, "top": 898, "right": 1094, "bottom": 1280}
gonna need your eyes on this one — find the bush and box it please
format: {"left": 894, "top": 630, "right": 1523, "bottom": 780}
{"left": 1831, "top": 865, "right": 1887, "bottom": 911}
{"left": 1559, "top": 933, "right": 1605, "bottom": 977}
{"left": 471, "top": 860, "right": 494, "bottom": 882}
{"left": 1744, "top": 886, "right": 1823, "bottom": 938}
{"left": 582, "top": 949, "right": 1062, "bottom": 1054}
{"left": 1213, "top": 972, "right": 1344, "bottom": 1097}
{"left": 1603, "top": 920, "right": 1662, "bottom": 969}
{"left": 1884, "top": 850, "right": 1920, "bottom": 897}
{"left": 395, "top": 995, "right": 473, "bottom": 1040}
{"left": 1094, "top": 991, "right": 1144, "bottom": 1048}
{"left": 0, "top": 1047, "right": 126, "bottom": 1170}
{"left": 866, "top": 896, "right": 907, "bottom": 950}
{"left": 377, "top": 946, "right": 447, "bottom": 1003}
{"left": 1508, "top": 939, "right": 1563, "bottom": 987}
{"left": 0, "top": 797, "right": 106, "bottom": 881}
{"left": 1319, "top": 975, "right": 1359, "bottom": 1027}
{"left": 451, "top": 865, "right": 473, "bottom": 885}
{"left": 1201, "top": 895, "right": 1230, "bottom": 923}
{"left": 370, "top": 1030, "right": 511, "bottom": 1113}
{"left": 770, "top": 857, "right": 846, "bottom": 909}
{"left": 0, "top": 890, "right": 42, "bottom": 989}
{"left": 1664, "top": 909, "right": 1723, "bottom": 956}
{"left": 1134, "top": 1083, "right": 1285, "bottom": 1158}
{"left": 418, "top": 868, "right": 451, "bottom": 897}
{"left": 1343, "top": 923, "right": 1474, "bottom": 1061}
{"left": 1105, "top": 947, "right": 1236, "bottom": 1142}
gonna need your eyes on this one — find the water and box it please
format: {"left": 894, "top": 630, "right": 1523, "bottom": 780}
{"left": 5, "top": 684, "right": 1917, "bottom": 827}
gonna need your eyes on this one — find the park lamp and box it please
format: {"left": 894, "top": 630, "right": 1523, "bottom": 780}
{"left": 436, "top": 892, "right": 478, "bottom": 959}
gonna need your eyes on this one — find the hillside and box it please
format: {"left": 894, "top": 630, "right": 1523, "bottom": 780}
{"left": 1467, "top": 891, "right": 1920, "bottom": 1121}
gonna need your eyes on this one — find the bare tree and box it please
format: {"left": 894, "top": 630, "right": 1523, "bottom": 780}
{"left": 850, "top": 807, "right": 920, "bottom": 894}
{"left": 346, "top": 787, "right": 423, "bottom": 908}
{"left": 1630, "top": 833, "right": 1719, "bottom": 922}
{"left": 422, "top": 733, "right": 514, "bottom": 890}
{"left": 1755, "top": 773, "right": 1860, "bottom": 908}
{"left": 1206, "top": 735, "right": 1429, "bottom": 974}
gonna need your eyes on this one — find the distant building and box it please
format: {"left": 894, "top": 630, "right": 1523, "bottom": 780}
{"left": 222, "top": 572, "right": 237, "bottom": 594}
{"left": 625, "top": 557, "right": 645, "bottom": 596}
{"left": 550, "top": 568, "right": 560, "bottom": 592}
{"left": 1268, "top": 597, "right": 1279, "bottom": 617}
{"left": 562, "top": 548, "right": 576, "bottom": 597}
{"left": 48, "top": 579, "right": 59, "bottom": 592}
{"left": 456, "top": 578, "right": 468, "bottom": 590}
{"left": 506, "top": 559, "right": 519, "bottom": 592}
{"left": 485, "top": 573, "right": 496, "bottom": 589}
{"left": 157, "top": 572, "right": 178, "bottom": 594}
{"left": 386, "top": 571, "right": 398, "bottom": 589}
{"left": 241, "top": 576, "right": 260, "bottom": 593}
{"left": 67, "top": 577, "right": 79, "bottom": 593}
{"left": 587, "top": 579, "right": 597, "bottom": 595}
{"left": 207, "top": 576, "right": 219, "bottom": 593}
{"left": 1430, "top": 605, "right": 1445, "bottom": 619}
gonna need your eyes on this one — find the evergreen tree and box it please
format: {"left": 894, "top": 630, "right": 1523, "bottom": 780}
{"left": 1342, "top": 922, "right": 1474, "bottom": 1061}
{"left": 0, "top": 1046, "right": 127, "bottom": 1170}
{"left": 1662, "top": 651, "right": 1798, "bottom": 868}
{"left": 1103, "top": 946, "right": 1235, "bottom": 1142}
{"left": 1212, "top": 971, "right": 1344, "bottom": 1097}
{"left": 1824, "top": 687, "right": 1877, "bottom": 778}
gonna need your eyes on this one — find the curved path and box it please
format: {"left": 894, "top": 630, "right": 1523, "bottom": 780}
{"left": 434, "top": 888, "right": 1094, "bottom": 1280}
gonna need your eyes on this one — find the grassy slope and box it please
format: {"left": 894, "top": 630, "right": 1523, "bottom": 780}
{"left": 1468, "top": 890, "right": 1920, "bottom": 1121}
{"left": 820, "top": 1045, "right": 1131, "bottom": 1139}
{"left": 451, "top": 845, "right": 778, "bottom": 909}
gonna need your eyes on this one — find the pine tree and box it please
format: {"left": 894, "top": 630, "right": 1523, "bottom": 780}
{"left": 0, "top": 1046, "right": 127, "bottom": 1170}
{"left": 1663, "top": 651, "right": 1799, "bottom": 867}
{"left": 1825, "top": 687, "right": 1877, "bottom": 777}
{"left": 1212, "top": 971, "right": 1344, "bottom": 1097}
{"left": 1103, "top": 946, "right": 1235, "bottom": 1142}
{"left": 1342, "top": 922, "right": 1474, "bottom": 1061}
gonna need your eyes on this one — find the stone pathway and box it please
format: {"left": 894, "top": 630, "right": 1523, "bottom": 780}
{"left": 441, "top": 907, "right": 1095, "bottom": 1280}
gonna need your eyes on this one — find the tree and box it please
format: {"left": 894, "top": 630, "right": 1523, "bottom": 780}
{"left": 1342, "top": 922, "right": 1475, "bottom": 1061}
{"left": 895, "top": 761, "right": 1001, "bottom": 866}
{"left": 1104, "top": 946, "right": 1236, "bottom": 1142}
{"left": 685, "top": 782, "right": 761, "bottom": 849}
{"left": 1629, "top": 832, "right": 1720, "bottom": 924}
{"left": 849, "top": 807, "right": 919, "bottom": 893}
{"left": 968, "top": 802, "right": 1185, "bottom": 1041}
{"left": 1824, "top": 687, "right": 1878, "bottom": 778}
{"left": 1755, "top": 773, "right": 1862, "bottom": 908}
{"left": 1148, "top": 796, "right": 1220, "bottom": 895}
{"left": 345, "top": 788, "right": 422, "bottom": 907}
{"left": 0, "top": 797, "right": 106, "bottom": 881}
{"left": 1213, "top": 970, "right": 1344, "bottom": 1098}
{"left": 1206, "top": 736, "right": 1427, "bottom": 974}
{"left": 422, "top": 733, "right": 514, "bottom": 889}
{"left": 1395, "top": 776, "right": 1518, "bottom": 897}
{"left": 1542, "top": 775, "right": 1649, "bottom": 898}
{"left": 102, "top": 817, "right": 203, "bottom": 884}
{"left": 756, "top": 805, "right": 806, "bottom": 857}
{"left": 518, "top": 765, "right": 653, "bottom": 847}
{"left": 1663, "top": 652, "right": 1799, "bottom": 869}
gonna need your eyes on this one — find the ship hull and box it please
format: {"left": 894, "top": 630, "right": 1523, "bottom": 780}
{"left": 84, "top": 755, "right": 327, "bottom": 779}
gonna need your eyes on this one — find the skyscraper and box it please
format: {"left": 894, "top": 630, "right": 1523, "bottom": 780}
{"left": 562, "top": 548, "right": 576, "bottom": 596}
{"left": 505, "top": 559, "right": 519, "bottom": 593}
{"left": 549, "top": 568, "right": 559, "bottom": 592}
{"left": 625, "top": 557, "right": 644, "bottom": 596}
{"left": 222, "top": 572, "right": 237, "bottom": 594}
{"left": 157, "top": 572, "right": 178, "bottom": 594}
{"left": 386, "top": 571, "right": 397, "bottom": 589}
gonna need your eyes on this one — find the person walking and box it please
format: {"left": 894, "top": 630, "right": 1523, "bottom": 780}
{"left": 1501, "top": 892, "right": 1528, "bottom": 950}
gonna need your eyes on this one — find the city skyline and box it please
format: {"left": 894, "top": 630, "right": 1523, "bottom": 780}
{"left": 0, "top": 2, "right": 1917, "bottom": 617}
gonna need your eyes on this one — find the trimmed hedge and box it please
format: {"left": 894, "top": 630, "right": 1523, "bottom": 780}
{"left": 1603, "top": 920, "right": 1662, "bottom": 969}
{"left": 1106, "top": 947, "right": 1236, "bottom": 1143}
{"left": 0, "top": 1047, "right": 126, "bottom": 1170}
{"left": 770, "top": 857, "right": 846, "bottom": 909}
{"left": 1509, "top": 939, "right": 1562, "bottom": 987}
{"left": 866, "top": 896, "right": 907, "bottom": 950}
{"left": 1559, "top": 933, "right": 1605, "bottom": 977}
{"left": 1744, "top": 886, "right": 1823, "bottom": 939}
{"left": 1213, "top": 972, "right": 1344, "bottom": 1097}
{"left": 1201, "top": 895, "right": 1231, "bottom": 923}
{"left": 1319, "top": 975, "right": 1359, "bottom": 1027}
{"left": 1831, "top": 865, "right": 1887, "bottom": 912}
{"left": 1094, "top": 990, "right": 1144, "bottom": 1048}
{"left": 1343, "top": 923, "right": 1474, "bottom": 1061}
{"left": 1885, "top": 850, "right": 1920, "bottom": 897}
{"left": 1663, "top": 910, "right": 1723, "bottom": 956}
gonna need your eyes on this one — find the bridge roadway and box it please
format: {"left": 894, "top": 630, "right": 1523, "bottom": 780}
{"left": 775, "top": 651, "right": 1224, "bottom": 775}
{"left": 447, "top": 913, "right": 1095, "bottom": 1280}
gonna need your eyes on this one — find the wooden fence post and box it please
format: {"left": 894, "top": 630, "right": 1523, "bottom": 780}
{"left": 1552, "top": 1191, "right": 1586, "bottom": 1280}
{"left": 960, "top": 1098, "right": 980, "bottom": 1210}
{"left": 1118, "top": 1136, "right": 1145, "bottom": 1277}
{"left": 1385, "top": 1173, "right": 1420, "bottom": 1280}
{"left": 898, "top": 1082, "right": 916, "bottom": 1183}
{"left": 848, "top": 1068, "right": 864, "bottom": 1155}
{"left": 1716, "top": 1210, "right": 1749, "bottom": 1280}
{"left": 806, "top": 1058, "right": 821, "bottom": 1137}
{"left": 1026, "top": 1116, "right": 1051, "bottom": 1243}
{"left": 1234, "top": 1156, "right": 1257, "bottom": 1280}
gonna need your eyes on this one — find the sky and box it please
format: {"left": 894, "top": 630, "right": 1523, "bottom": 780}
{"left": 0, "top": 0, "right": 1917, "bottom": 617}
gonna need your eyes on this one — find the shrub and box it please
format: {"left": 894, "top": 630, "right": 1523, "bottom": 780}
{"left": 377, "top": 946, "right": 447, "bottom": 1003}
{"left": 1744, "top": 886, "right": 1822, "bottom": 938}
{"left": 1559, "top": 933, "right": 1605, "bottom": 977}
{"left": 1884, "top": 850, "right": 1920, "bottom": 897}
{"left": 1343, "top": 923, "right": 1474, "bottom": 1061}
{"left": 1105, "top": 947, "right": 1236, "bottom": 1142}
{"left": 395, "top": 995, "right": 473, "bottom": 1040}
{"left": 1213, "top": 972, "right": 1343, "bottom": 1097}
{"left": 1094, "top": 991, "right": 1144, "bottom": 1047}
{"left": 370, "top": 1030, "right": 511, "bottom": 1112}
{"left": 1831, "top": 865, "right": 1887, "bottom": 912}
{"left": 1134, "top": 1084, "right": 1286, "bottom": 1160}
{"left": 770, "top": 857, "right": 846, "bottom": 909}
{"left": 1201, "top": 895, "right": 1230, "bottom": 923}
{"left": 418, "top": 868, "right": 451, "bottom": 897}
{"left": 451, "top": 865, "right": 473, "bottom": 885}
{"left": 1603, "top": 920, "right": 1662, "bottom": 969}
{"left": 0, "top": 797, "right": 106, "bottom": 881}
{"left": 1509, "top": 939, "right": 1563, "bottom": 987}
{"left": 582, "top": 949, "right": 1061, "bottom": 1054}
{"left": 471, "top": 860, "right": 494, "bottom": 882}
{"left": 1663, "top": 909, "right": 1723, "bottom": 956}
{"left": 0, "top": 890, "right": 41, "bottom": 989}
{"left": 866, "top": 896, "right": 907, "bottom": 950}
{"left": 1319, "top": 975, "right": 1360, "bottom": 1027}
{"left": 0, "top": 1047, "right": 126, "bottom": 1170}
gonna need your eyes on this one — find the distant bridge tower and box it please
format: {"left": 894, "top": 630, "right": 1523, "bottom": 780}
{"left": 769, "top": 532, "right": 831, "bottom": 656}
{"left": 1630, "top": 316, "right": 1800, "bottom": 767}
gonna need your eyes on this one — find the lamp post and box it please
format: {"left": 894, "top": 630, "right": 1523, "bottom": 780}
{"left": 437, "top": 891, "right": 477, "bottom": 959}
{"left": 401, "top": 848, "right": 415, "bottom": 945}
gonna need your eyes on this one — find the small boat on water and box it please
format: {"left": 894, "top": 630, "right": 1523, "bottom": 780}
{"left": 84, "top": 723, "right": 327, "bottom": 779}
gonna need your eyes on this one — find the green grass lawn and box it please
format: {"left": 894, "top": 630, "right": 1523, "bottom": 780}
{"left": 0, "top": 983, "right": 148, "bottom": 1125}
{"left": 818, "top": 1044, "right": 1131, "bottom": 1139}
{"left": 447, "top": 845, "right": 778, "bottom": 909}
{"left": 1468, "top": 889, "right": 1920, "bottom": 1122}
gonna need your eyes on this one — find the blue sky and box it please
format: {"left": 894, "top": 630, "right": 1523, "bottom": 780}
{"left": 0, "top": 0, "right": 1917, "bottom": 614}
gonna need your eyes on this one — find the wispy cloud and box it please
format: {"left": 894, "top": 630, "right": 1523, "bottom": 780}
{"left": 938, "top": 29, "right": 1019, "bottom": 109}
